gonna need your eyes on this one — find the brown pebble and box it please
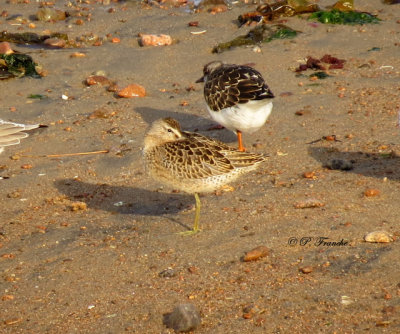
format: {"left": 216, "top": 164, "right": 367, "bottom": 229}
{"left": 70, "top": 202, "right": 87, "bottom": 211}
{"left": 0, "top": 41, "right": 14, "bottom": 54}
{"left": 300, "top": 266, "right": 313, "bottom": 274}
{"left": 21, "top": 164, "right": 32, "bottom": 169}
{"left": 70, "top": 52, "right": 86, "bottom": 58}
{"left": 294, "top": 198, "right": 325, "bottom": 209}
{"left": 243, "top": 246, "right": 269, "bottom": 262}
{"left": 1, "top": 295, "right": 14, "bottom": 301}
{"left": 138, "top": 34, "right": 172, "bottom": 47}
{"left": 188, "top": 21, "right": 199, "bottom": 27}
{"left": 364, "top": 231, "right": 393, "bottom": 243}
{"left": 209, "top": 5, "right": 227, "bottom": 14}
{"left": 75, "top": 19, "right": 84, "bottom": 25}
{"left": 364, "top": 188, "right": 380, "bottom": 197}
{"left": 117, "top": 84, "right": 146, "bottom": 98}
{"left": 303, "top": 171, "right": 316, "bottom": 179}
{"left": 43, "top": 38, "right": 66, "bottom": 48}
{"left": 86, "top": 75, "right": 111, "bottom": 86}
{"left": 111, "top": 37, "right": 120, "bottom": 43}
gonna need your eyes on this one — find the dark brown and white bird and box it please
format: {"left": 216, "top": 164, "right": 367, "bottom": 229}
{"left": 196, "top": 61, "right": 274, "bottom": 152}
{"left": 0, "top": 119, "right": 39, "bottom": 155}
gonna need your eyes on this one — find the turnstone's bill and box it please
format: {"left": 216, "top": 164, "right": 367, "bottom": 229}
{"left": 143, "top": 117, "right": 267, "bottom": 234}
{"left": 0, "top": 119, "right": 39, "bottom": 155}
{"left": 196, "top": 61, "right": 274, "bottom": 152}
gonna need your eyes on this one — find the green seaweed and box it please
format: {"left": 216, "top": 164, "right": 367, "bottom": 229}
{"left": 0, "top": 31, "right": 69, "bottom": 44}
{"left": 0, "top": 53, "right": 40, "bottom": 78}
{"left": 28, "top": 94, "right": 47, "bottom": 99}
{"left": 310, "top": 71, "right": 330, "bottom": 79}
{"left": 309, "top": 9, "right": 380, "bottom": 25}
{"left": 213, "top": 24, "right": 298, "bottom": 53}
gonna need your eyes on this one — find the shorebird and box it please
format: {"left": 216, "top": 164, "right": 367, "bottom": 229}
{"left": 196, "top": 61, "right": 274, "bottom": 152}
{"left": 0, "top": 119, "right": 39, "bottom": 155}
{"left": 143, "top": 117, "right": 267, "bottom": 234}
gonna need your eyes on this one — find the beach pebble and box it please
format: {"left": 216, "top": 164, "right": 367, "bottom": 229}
{"left": 70, "top": 52, "right": 86, "bottom": 58}
{"left": 86, "top": 75, "right": 112, "bottom": 86}
{"left": 0, "top": 42, "right": 14, "bottom": 54}
{"left": 117, "top": 84, "right": 146, "bottom": 98}
{"left": 209, "top": 5, "right": 228, "bottom": 14}
{"left": 70, "top": 202, "right": 87, "bottom": 211}
{"left": 294, "top": 198, "right": 325, "bottom": 209}
{"left": 36, "top": 8, "right": 66, "bottom": 22}
{"left": 138, "top": 34, "right": 172, "bottom": 47}
{"left": 158, "top": 268, "right": 176, "bottom": 278}
{"left": 163, "top": 304, "right": 201, "bottom": 332}
{"left": 364, "top": 231, "right": 393, "bottom": 243}
{"left": 326, "top": 159, "right": 353, "bottom": 171}
{"left": 300, "top": 266, "right": 313, "bottom": 274}
{"left": 243, "top": 245, "right": 269, "bottom": 262}
{"left": 364, "top": 188, "right": 380, "bottom": 197}
{"left": 44, "top": 38, "right": 66, "bottom": 48}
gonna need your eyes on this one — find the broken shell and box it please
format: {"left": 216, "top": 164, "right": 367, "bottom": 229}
{"left": 364, "top": 231, "right": 393, "bottom": 243}
{"left": 364, "top": 188, "right": 380, "bottom": 197}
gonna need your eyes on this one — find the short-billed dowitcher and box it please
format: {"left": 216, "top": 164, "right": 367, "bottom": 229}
{"left": 0, "top": 120, "right": 39, "bottom": 155}
{"left": 143, "top": 117, "right": 267, "bottom": 234}
{"left": 196, "top": 61, "right": 274, "bottom": 152}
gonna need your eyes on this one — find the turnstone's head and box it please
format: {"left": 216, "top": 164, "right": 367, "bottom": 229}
{"left": 144, "top": 118, "right": 184, "bottom": 149}
{"left": 196, "top": 61, "right": 224, "bottom": 83}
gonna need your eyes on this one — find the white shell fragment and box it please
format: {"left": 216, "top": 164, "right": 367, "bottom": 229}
{"left": 364, "top": 231, "right": 393, "bottom": 243}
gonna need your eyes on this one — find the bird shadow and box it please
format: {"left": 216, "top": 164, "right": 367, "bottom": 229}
{"left": 308, "top": 146, "right": 400, "bottom": 181}
{"left": 54, "top": 178, "right": 194, "bottom": 217}
{"left": 135, "top": 107, "right": 237, "bottom": 142}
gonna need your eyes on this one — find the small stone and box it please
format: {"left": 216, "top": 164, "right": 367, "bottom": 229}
{"left": 138, "top": 34, "right": 172, "bottom": 47}
{"left": 7, "top": 190, "right": 21, "bottom": 198}
{"left": 158, "top": 268, "right": 176, "bottom": 278}
{"left": 111, "top": 37, "right": 120, "bottom": 43}
{"left": 188, "top": 21, "right": 199, "bottom": 27}
{"left": 243, "top": 246, "right": 269, "bottom": 262}
{"left": 86, "top": 75, "right": 111, "bottom": 86}
{"left": 70, "top": 202, "right": 87, "bottom": 211}
{"left": 303, "top": 171, "right": 317, "bottom": 179}
{"left": 209, "top": 5, "right": 228, "bottom": 14}
{"left": 364, "top": 231, "right": 393, "bottom": 243}
{"left": 36, "top": 8, "right": 66, "bottom": 22}
{"left": 117, "top": 84, "right": 146, "bottom": 98}
{"left": 326, "top": 159, "right": 353, "bottom": 171}
{"left": 364, "top": 188, "right": 380, "bottom": 197}
{"left": 300, "top": 266, "right": 313, "bottom": 274}
{"left": 163, "top": 304, "right": 201, "bottom": 332}
{"left": 294, "top": 198, "right": 325, "bottom": 209}
{"left": 21, "top": 164, "right": 32, "bottom": 169}
{"left": 0, "top": 42, "right": 14, "bottom": 55}
{"left": 44, "top": 38, "right": 66, "bottom": 48}
{"left": 70, "top": 52, "right": 86, "bottom": 58}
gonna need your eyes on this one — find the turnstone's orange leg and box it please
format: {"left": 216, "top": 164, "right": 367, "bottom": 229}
{"left": 237, "top": 130, "right": 246, "bottom": 152}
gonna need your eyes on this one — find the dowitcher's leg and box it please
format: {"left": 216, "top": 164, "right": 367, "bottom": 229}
{"left": 237, "top": 130, "right": 245, "bottom": 152}
{"left": 179, "top": 193, "right": 201, "bottom": 235}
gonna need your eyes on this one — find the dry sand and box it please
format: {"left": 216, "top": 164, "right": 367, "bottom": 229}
{"left": 1, "top": 0, "right": 400, "bottom": 333}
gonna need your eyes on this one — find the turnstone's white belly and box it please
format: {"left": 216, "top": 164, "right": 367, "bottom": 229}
{"left": 206, "top": 100, "right": 273, "bottom": 134}
{"left": 197, "top": 61, "right": 274, "bottom": 151}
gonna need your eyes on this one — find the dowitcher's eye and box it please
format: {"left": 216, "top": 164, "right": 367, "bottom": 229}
{"left": 167, "top": 129, "right": 172, "bottom": 133}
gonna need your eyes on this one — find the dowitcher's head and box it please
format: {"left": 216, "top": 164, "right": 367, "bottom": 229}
{"left": 144, "top": 117, "right": 184, "bottom": 149}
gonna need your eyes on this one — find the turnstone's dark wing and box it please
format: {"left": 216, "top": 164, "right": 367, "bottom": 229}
{"left": 204, "top": 65, "right": 274, "bottom": 112}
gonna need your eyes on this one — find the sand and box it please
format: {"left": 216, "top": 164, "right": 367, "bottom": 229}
{"left": 1, "top": 0, "right": 400, "bottom": 332}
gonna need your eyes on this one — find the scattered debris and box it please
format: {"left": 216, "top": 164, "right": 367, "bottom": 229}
{"left": 138, "top": 34, "right": 172, "bottom": 46}
{"left": 294, "top": 198, "right": 325, "bottom": 209}
{"left": 243, "top": 245, "right": 270, "bottom": 262}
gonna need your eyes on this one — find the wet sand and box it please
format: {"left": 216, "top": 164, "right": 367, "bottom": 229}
{"left": 1, "top": 0, "right": 400, "bottom": 332}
